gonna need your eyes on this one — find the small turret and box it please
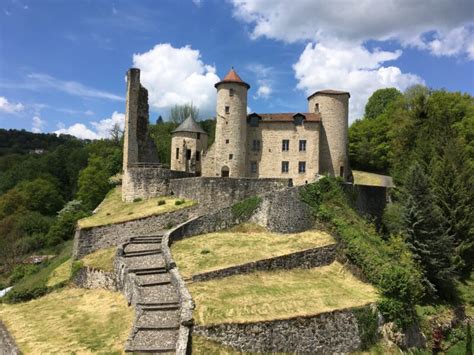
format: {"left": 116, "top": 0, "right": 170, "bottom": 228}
{"left": 213, "top": 68, "right": 250, "bottom": 177}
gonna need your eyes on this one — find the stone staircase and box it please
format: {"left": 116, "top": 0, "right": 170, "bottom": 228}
{"left": 117, "top": 234, "right": 183, "bottom": 354}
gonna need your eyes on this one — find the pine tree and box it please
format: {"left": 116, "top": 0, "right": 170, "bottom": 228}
{"left": 403, "top": 162, "right": 455, "bottom": 297}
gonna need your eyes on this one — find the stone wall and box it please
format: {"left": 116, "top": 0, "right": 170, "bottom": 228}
{"left": 169, "top": 177, "right": 291, "bottom": 208}
{"left": 194, "top": 307, "right": 367, "bottom": 353}
{"left": 73, "top": 205, "right": 200, "bottom": 259}
{"left": 251, "top": 186, "right": 314, "bottom": 233}
{"left": 122, "top": 166, "right": 194, "bottom": 202}
{"left": 171, "top": 131, "right": 208, "bottom": 174}
{"left": 344, "top": 184, "right": 388, "bottom": 224}
{"left": 0, "top": 320, "right": 20, "bottom": 355}
{"left": 191, "top": 244, "right": 336, "bottom": 282}
{"left": 73, "top": 267, "right": 117, "bottom": 291}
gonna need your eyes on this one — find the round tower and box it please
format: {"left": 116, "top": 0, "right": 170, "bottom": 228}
{"left": 214, "top": 68, "right": 250, "bottom": 177}
{"left": 308, "top": 90, "right": 350, "bottom": 180}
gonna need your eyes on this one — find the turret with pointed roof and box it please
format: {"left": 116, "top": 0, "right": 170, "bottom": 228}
{"left": 172, "top": 115, "right": 207, "bottom": 135}
{"left": 215, "top": 68, "right": 250, "bottom": 89}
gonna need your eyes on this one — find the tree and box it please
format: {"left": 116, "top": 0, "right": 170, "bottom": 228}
{"left": 76, "top": 155, "right": 112, "bottom": 211}
{"left": 109, "top": 123, "right": 124, "bottom": 146}
{"left": 169, "top": 103, "right": 199, "bottom": 124}
{"left": 402, "top": 162, "right": 455, "bottom": 297}
{"left": 364, "top": 88, "right": 402, "bottom": 120}
{"left": 18, "top": 177, "right": 64, "bottom": 216}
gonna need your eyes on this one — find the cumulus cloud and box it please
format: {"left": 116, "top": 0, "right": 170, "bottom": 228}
{"left": 255, "top": 85, "right": 272, "bottom": 99}
{"left": 247, "top": 63, "right": 274, "bottom": 100}
{"left": 132, "top": 43, "right": 220, "bottom": 117}
{"left": 421, "top": 26, "right": 474, "bottom": 59}
{"left": 231, "top": 0, "right": 474, "bottom": 59}
{"left": 55, "top": 111, "right": 125, "bottom": 140}
{"left": 294, "top": 42, "right": 423, "bottom": 121}
{"left": 32, "top": 116, "right": 45, "bottom": 133}
{"left": 0, "top": 96, "right": 24, "bottom": 113}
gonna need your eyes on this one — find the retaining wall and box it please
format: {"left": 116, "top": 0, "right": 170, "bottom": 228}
{"left": 194, "top": 306, "right": 368, "bottom": 353}
{"left": 73, "top": 205, "right": 200, "bottom": 259}
{"left": 73, "top": 267, "right": 117, "bottom": 291}
{"left": 191, "top": 243, "right": 337, "bottom": 282}
{"left": 0, "top": 321, "right": 20, "bottom": 355}
{"left": 169, "top": 177, "right": 291, "bottom": 208}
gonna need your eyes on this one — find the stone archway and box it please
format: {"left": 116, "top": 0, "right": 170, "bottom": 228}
{"left": 221, "top": 166, "right": 230, "bottom": 177}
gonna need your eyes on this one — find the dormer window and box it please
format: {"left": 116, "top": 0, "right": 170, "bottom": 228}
{"left": 229, "top": 88, "right": 234, "bottom": 97}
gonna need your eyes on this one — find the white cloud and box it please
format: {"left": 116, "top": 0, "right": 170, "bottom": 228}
{"left": 255, "top": 85, "right": 272, "bottom": 99}
{"left": 55, "top": 111, "right": 125, "bottom": 140}
{"left": 247, "top": 63, "right": 274, "bottom": 100}
{"left": 32, "top": 116, "right": 45, "bottom": 133}
{"left": 0, "top": 96, "right": 24, "bottom": 113}
{"left": 24, "top": 73, "right": 124, "bottom": 101}
{"left": 231, "top": 0, "right": 474, "bottom": 59}
{"left": 132, "top": 43, "right": 220, "bottom": 117}
{"left": 422, "top": 26, "right": 474, "bottom": 59}
{"left": 192, "top": 0, "right": 202, "bottom": 7}
{"left": 294, "top": 42, "right": 423, "bottom": 121}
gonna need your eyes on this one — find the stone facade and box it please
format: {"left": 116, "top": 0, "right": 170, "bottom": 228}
{"left": 170, "top": 131, "right": 208, "bottom": 174}
{"left": 194, "top": 307, "right": 367, "bottom": 353}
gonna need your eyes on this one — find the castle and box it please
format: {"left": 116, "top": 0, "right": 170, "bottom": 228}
{"left": 171, "top": 68, "right": 350, "bottom": 185}
{"left": 122, "top": 67, "right": 350, "bottom": 201}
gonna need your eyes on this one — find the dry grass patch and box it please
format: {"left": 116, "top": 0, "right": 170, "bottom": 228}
{"left": 189, "top": 261, "right": 378, "bottom": 325}
{"left": 0, "top": 287, "right": 133, "bottom": 354}
{"left": 46, "top": 259, "right": 72, "bottom": 287}
{"left": 78, "top": 186, "right": 196, "bottom": 228}
{"left": 81, "top": 247, "right": 116, "bottom": 272}
{"left": 172, "top": 223, "right": 335, "bottom": 278}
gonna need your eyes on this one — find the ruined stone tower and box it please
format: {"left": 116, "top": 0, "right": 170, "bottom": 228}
{"left": 212, "top": 68, "right": 250, "bottom": 177}
{"left": 308, "top": 90, "right": 350, "bottom": 180}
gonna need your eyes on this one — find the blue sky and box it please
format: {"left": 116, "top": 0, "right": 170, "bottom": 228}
{"left": 0, "top": 0, "right": 473, "bottom": 139}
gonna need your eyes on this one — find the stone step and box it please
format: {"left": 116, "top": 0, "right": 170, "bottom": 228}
{"left": 130, "top": 236, "right": 163, "bottom": 243}
{"left": 137, "top": 284, "right": 180, "bottom": 304}
{"left": 135, "top": 273, "right": 171, "bottom": 287}
{"left": 128, "top": 329, "right": 178, "bottom": 352}
{"left": 138, "top": 302, "right": 180, "bottom": 311}
{"left": 124, "top": 243, "right": 161, "bottom": 253}
{"left": 123, "top": 249, "right": 162, "bottom": 258}
{"left": 136, "top": 309, "right": 180, "bottom": 329}
{"left": 126, "top": 254, "right": 166, "bottom": 270}
{"left": 130, "top": 267, "right": 168, "bottom": 275}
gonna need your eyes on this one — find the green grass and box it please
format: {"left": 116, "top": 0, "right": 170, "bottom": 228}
{"left": 78, "top": 186, "right": 196, "bottom": 228}
{"left": 456, "top": 272, "right": 474, "bottom": 317}
{"left": 81, "top": 247, "right": 117, "bottom": 272}
{"left": 171, "top": 223, "right": 335, "bottom": 278}
{"left": 192, "top": 335, "right": 242, "bottom": 355}
{"left": 0, "top": 287, "right": 133, "bottom": 354}
{"left": 46, "top": 259, "right": 72, "bottom": 287}
{"left": 189, "top": 261, "right": 379, "bottom": 325}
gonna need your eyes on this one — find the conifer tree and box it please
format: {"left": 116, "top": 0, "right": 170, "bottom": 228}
{"left": 402, "top": 162, "right": 455, "bottom": 297}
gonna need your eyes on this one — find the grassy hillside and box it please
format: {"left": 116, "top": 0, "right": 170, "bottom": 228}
{"left": 172, "top": 223, "right": 335, "bottom": 278}
{"left": 0, "top": 288, "right": 133, "bottom": 354}
{"left": 189, "top": 262, "right": 378, "bottom": 325}
{"left": 78, "top": 186, "right": 196, "bottom": 228}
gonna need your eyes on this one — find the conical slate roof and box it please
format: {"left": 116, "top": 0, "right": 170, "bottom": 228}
{"left": 172, "top": 115, "right": 207, "bottom": 135}
{"left": 214, "top": 68, "right": 250, "bottom": 89}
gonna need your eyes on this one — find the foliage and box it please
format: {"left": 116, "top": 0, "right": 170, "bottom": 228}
{"left": 300, "top": 177, "right": 423, "bottom": 328}
{"left": 382, "top": 202, "right": 404, "bottom": 236}
{"left": 353, "top": 306, "right": 379, "bottom": 350}
{"left": 364, "top": 88, "right": 403, "bottom": 120}
{"left": 158, "top": 199, "right": 166, "bottom": 206}
{"left": 403, "top": 163, "right": 455, "bottom": 297}
{"left": 231, "top": 196, "right": 262, "bottom": 220}
{"left": 467, "top": 322, "right": 472, "bottom": 355}
{"left": 8, "top": 264, "right": 40, "bottom": 285}
{"left": 169, "top": 102, "right": 199, "bottom": 124}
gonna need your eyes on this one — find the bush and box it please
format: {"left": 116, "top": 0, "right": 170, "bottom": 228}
{"left": 133, "top": 197, "right": 142, "bottom": 203}
{"left": 300, "top": 177, "right": 424, "bottom": 328}
{"left": 175, "top": 199, "right": 185, "bottom": 206}
{"left": 158, "top": 200, "right": 166, "bottom": 206}
{"left": 8, "top": 264, "right": 40, "bottom": 285}
{"left": 353, "top": 306, "right": 379, "bottom": 350}
{"left": 46, "top": 209, "right": 88, "bottom": 246}
{"left": 5, "top": 285, "right": 48, "bottom": 303}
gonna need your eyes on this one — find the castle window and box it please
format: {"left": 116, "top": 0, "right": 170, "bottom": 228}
{"left": 225, "top": 106, "right": 230, "bottom": 114}
{"left": 176, "top": 148, "right": 179, "bottom": 160}
{"left": 281, "top": 161, "right": 289, "bottom": 173}
{"left": 299, "top": 140, "right": 306, "bottom": 151}
{"left": 282, "top": 139, "right": 289, "bottom": 151}
{"left": 340, "top": 166, "right": 344, "bottom": 177}
{"left": 229, "top": 154, "right": 233, "bottom": 160}
{"left": 229, "top": 88, "right": 234, "bottom": 97}
{"left": 299, "top": 161, "right": 306, "bottom": 173}
{"left": 250, "top": 161, "right": 258, "bottom": 173}
{"left": 225, "top": 139, "right": 229, "bottom": 144}
{"left": 186, "top": 149, "right": 191, "bottom": 160}
{"left": 196, "top": 151, "right": 201, "bottom": 162}
{"left": 197, "top": 133, "right": 201, "bottom": 139}
{"left": 315, "top": 103, "right": 319, "bottom": 112}
{"left": 252, "top": 139, "right": 261, "bottom": 151}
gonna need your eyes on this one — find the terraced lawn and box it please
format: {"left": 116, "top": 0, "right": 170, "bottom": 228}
{"left": 171, "top": 223, "right": 335, "bottom": 278}
{"left": 78, "top": 186, "right": 195, "bottom": 228}
{"left": 0, "top": 288, "right": 134, "bottom": 354}
{"left": 189, "top": 261, "right": 378, "bottom": 325}
{"left": 81, "top": 247, "right": 117, "bottom": 272}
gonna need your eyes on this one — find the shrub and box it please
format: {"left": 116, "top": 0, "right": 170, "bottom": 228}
{"left": 231, "top": 196, "right": 262, "bottom": 220}
{"left": 353, "top": 306, "right": 379, "bottom": 350}
{"left": 158, "top": 200, "right": 166, "bottom": 206}
{"left": 5, "top": 285, "right": 48, "bottom": 303}
{"left": 175, "top": 199, "right": 185, "bottom": 206}
{"left": 8, "top": 264, "right": 40, "bottom": 285}
{"left": 300, "top": 177, "right": 424, "bottom": 328}
{"left": 133, "top": 197, "right": 142, "bottom": 203}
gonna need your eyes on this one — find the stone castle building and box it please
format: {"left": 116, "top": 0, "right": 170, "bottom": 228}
{"left": 171, "top": 68, "right": 350, "bottom": 185}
